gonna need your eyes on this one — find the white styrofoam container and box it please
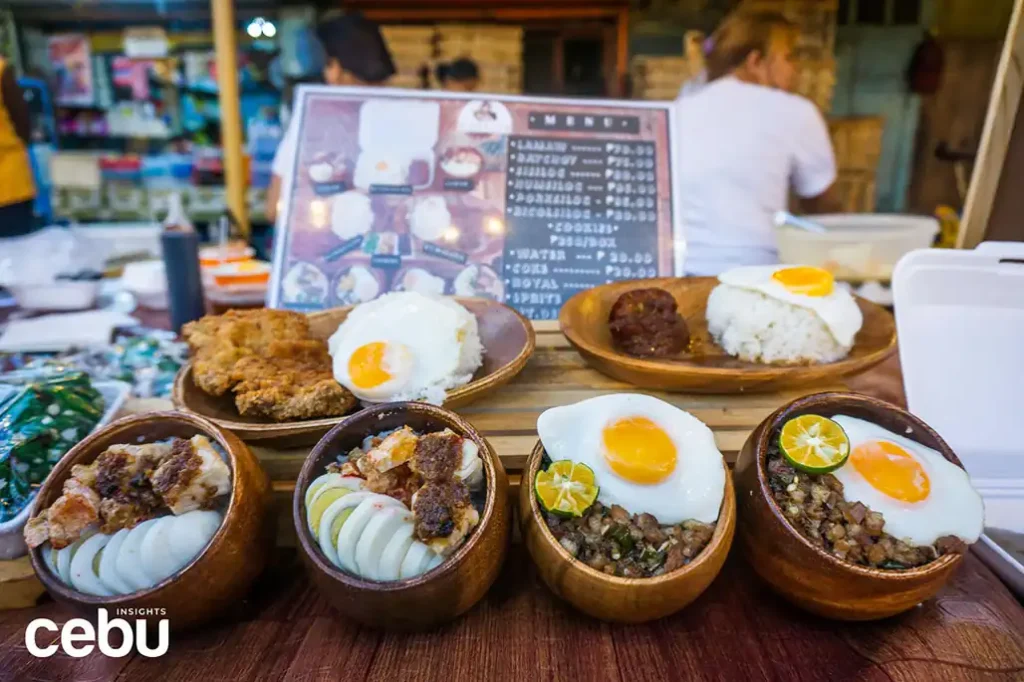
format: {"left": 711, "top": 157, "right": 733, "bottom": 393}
{"left": 0, "top": 380, "right": 131, "bottom": 559}
{"left": 892, "top": 242, "right": 1024, "bottom": 597}
{"left": 778, "top": 214, "right": 938, "bottom": 281}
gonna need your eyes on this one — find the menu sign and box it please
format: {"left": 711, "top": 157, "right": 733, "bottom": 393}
{"left": 269, "top": 86, "right": 679, "bottom": 319}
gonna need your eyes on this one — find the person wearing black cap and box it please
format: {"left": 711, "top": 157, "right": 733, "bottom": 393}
{"left": 436, "top": 58, "right": 480, "bottom": 93}
{"left": 266, "top": 12, "right": 395, "bottom": 223}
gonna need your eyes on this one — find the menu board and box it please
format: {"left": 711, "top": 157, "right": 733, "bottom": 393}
{"left": 269, "top": 86, "right": 679, "bottom": 319}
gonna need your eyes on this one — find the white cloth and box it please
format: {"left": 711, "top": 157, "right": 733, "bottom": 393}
{"left": 673, "top": 77, "right": 836, "bottom": 276}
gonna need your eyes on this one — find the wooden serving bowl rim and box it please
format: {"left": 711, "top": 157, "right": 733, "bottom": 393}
{"left": 293, "top": 401, "right": 500, "bottom": 592}
{"left": 28, "top": 411, "right": 242, "bottom": 605}
{"left": 751, "top": 391, "right": 964, "bottom": 580}
{"left": 523, "top": 439, "right": 735, "bottom": 586}
{"left": 558, "top": 276, "right": 897, "bottom": 377}
{"left": 171, "top": 297, "right": 537, "bottom": 437}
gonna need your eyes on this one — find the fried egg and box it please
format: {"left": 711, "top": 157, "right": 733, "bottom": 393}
{"left": 328, "top": 292, "right": 483, "bottom": 404}
{"left": 830, "top": 415, "right": 983, "bottom": 546}
{"left": 718, "top": 265, "right": 863, "bottom": 347}
{"left": 537, "top": 394, "right": 725, "bottom": 524}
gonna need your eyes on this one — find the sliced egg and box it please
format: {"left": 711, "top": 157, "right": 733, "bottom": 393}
{"left": 316, "top": 490, "right": 376, "bottom": 567}
{"left": 98, "top": 528, "right": 133, "bottom": 595}
{"left": 456, "top": 439, "right": 484, "bottom": 490}
{"left": 335, "top": 495, "right": 405, "bottom": 574}
{"left": 354, "top": 507, "right": 413, "bottom": 580}
{"left": 399, "top": 541, "right": 435, "bottom": 580}
{"left": 166, "top": 510, "right": 222, "bottom": 575}
{"left": 69, "top": 533, "right": 113, "bottom": 597}
{"left": 308, "top": 489, "right": 352, "bottom": 538}
{"left": 305, "top": 473, "right": 365, "bottom": 508}
{"left": 116, "top": 518, "right": 160, "bottom": 592}
{"left": 140, "top": 516, "right": 178, "bottom": 585}
{"left": 56, "top": 526, "right": 97, "bottom": 586}
{"left": 378, "top": 523, "right": 416, "bottom": 581}
{"left": 42, "top": 545, "right": 59, "bottom": 581}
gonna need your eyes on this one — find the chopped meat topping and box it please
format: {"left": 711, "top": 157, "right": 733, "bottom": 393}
{"left": 410, "top": 430, "right": 463, "bottom": 481}
{"left": 412, "top": 480, "right": 471, "bottom": 540}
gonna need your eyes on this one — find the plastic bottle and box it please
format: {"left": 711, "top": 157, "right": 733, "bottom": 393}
{"left": 160, "top": 192, "right": 206, "bottom": 331}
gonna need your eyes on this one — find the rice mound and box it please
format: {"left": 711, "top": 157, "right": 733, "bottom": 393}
{"left": 705, "top": 283, "right": 851, "bottom": 364}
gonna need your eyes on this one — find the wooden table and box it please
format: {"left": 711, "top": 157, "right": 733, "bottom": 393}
{"left": 1, "top": 323, "right": 1022, "bottom": 681}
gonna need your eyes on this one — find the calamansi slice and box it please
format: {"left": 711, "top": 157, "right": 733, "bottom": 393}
{"left": 535, "top": 460, "right": 599, "bottom": 518}
{"left": 779, "top": 414, "right": 850, "bottom": 474}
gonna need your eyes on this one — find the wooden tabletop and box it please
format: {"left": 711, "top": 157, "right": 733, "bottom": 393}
{"left": 1, "top": 321, "right": 1022, "bottom": 681}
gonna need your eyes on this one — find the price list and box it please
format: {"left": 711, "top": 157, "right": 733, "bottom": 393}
{"left": 501, "top": 135, "right": 660, "bottom": 320}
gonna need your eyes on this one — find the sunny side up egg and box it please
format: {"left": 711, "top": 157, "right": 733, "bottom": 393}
{"left": 718, "top": 265, "right": 863, "bottom": 347}
{"left": 537, "top": 394, "right": 725, "bottom": 525}
{"left": 329, "top": 292, "right": 482, "bottom": 404}
{"left": 830, "top": 415, "right": 984, "bottom": 547}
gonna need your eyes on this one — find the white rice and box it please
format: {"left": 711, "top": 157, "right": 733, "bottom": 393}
{"left": 705, "top": 283, "right": 852, "bottom": 364}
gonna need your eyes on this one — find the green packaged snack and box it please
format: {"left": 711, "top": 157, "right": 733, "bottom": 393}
{"left": 0, "top": 371, "right": 104, "bottom": 521}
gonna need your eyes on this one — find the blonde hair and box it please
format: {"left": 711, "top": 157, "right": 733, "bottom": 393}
{"left": 705, "top": 11, "right": 798, "bottom": 81}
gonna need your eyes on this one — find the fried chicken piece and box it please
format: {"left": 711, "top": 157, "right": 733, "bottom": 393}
{"left": 183, "top": 309, "right": 313, "bottom": 397}
{"left": 410, "top": 430, "right": 463, "bottom": 482}
{"left": 92, "top": 442, "right": 172, "bottom": 533}
{"left": 231, "top": 346, "right": 356, "bottom": 421}
{"left": 151, "top": 436, "right": 231, "bottom": 515}
{"left": 411, "top": 480, "right": 480, "bottom": 557}
{"left": 24, "top": 474, "right": 101, "bottom": 550}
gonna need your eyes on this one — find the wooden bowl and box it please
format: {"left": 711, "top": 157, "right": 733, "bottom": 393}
{"left": 560, "top": 277, "right": 896, "bottom": 393}
{"left": 173, "top": 298, "right": 535, "bottom": 445}
{"left": 294, "top": 401, "right": 510, "bottom": 630}
{"left": 734, "top": 392, "right": 967, "bottom": 620}
{"left": 28, "top": 412, "right": 273, "bottom": 631}
{"left": 518, "top": 440, "right": 736, "bottom": 623}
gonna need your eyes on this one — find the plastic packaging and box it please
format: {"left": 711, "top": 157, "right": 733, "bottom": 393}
{"left": 0, "top": 227, "right": 105, "bottom": 310}
{"left": 893, "top": 242, "right": 1024, "bottom": 597}
{"left": 777, "top": 214, "right": 939, "bottom": 281}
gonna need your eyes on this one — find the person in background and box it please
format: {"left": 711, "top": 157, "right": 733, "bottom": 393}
{"left": 436, "top": 58, "right": 480, "bottom": 93}
{"left": 265, "top": 12, "right": 395, "bottom": 224}
{"left": 0, "top": 56, "right": 37, "bottom": 237}
{"left": 674, "top": 11, "right": 840, "bottom": 276}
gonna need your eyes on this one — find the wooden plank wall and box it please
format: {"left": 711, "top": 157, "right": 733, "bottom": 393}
{"left": 907, "top": 40, "right": 1003, "bottom": 215}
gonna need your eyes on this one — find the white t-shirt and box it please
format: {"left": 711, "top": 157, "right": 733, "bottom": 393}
{"left": 673, "top": 77, "right": 836, "bottom": 276}
{"left": 271, "top": 115, "right": 299, "bottom": 179}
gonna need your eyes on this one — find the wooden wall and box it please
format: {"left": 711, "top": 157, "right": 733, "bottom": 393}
{"left": 906, "top": 40, "right": 1003, "bottom": 214}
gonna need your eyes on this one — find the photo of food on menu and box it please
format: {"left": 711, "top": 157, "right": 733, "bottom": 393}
{"left": 273, "top": 90, "right": 675, "bottom": 320}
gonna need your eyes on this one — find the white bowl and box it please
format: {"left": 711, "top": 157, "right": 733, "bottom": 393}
{"left": 777, "top": 214, "right": 939, "bottom": 282}
{"left": 9, "top": 281, "right": 100, "bottom": 311}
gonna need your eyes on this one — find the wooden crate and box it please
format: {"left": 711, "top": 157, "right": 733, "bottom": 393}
{"left": 834, "top": 169, "right": 877, "bottom": 213}
{"left": 829, "top": 116, "right": 885, "bottom": 172}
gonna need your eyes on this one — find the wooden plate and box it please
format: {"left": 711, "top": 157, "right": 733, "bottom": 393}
{"left": 172, "top": 298, "right": 536, "bottom": 444}
{"left": 560, "top": 277, "right": 896, "bottom": 394}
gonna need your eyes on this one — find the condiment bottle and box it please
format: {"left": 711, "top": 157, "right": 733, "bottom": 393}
{"left": 160, "top": 192, "right": 206, "bottom": 332}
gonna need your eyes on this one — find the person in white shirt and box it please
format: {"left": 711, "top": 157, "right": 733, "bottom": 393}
{"left": 265, "top": 13, "right": 395, "bottom": 224}
{"left": 674, "top": 11, "right": 840, "bottom": 276}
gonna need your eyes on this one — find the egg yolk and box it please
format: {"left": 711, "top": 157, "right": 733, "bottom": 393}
{"left": 601, "top": 416, "right": 677, "bottom": 485}
{"left": 348, "top": 342, "right": 392, "bottom": 389}
{"left": 772, "top": 266, "right": 835, "bottom": 297}
{"left": 850, "top": 440, "right": 930, "bottom": 503}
